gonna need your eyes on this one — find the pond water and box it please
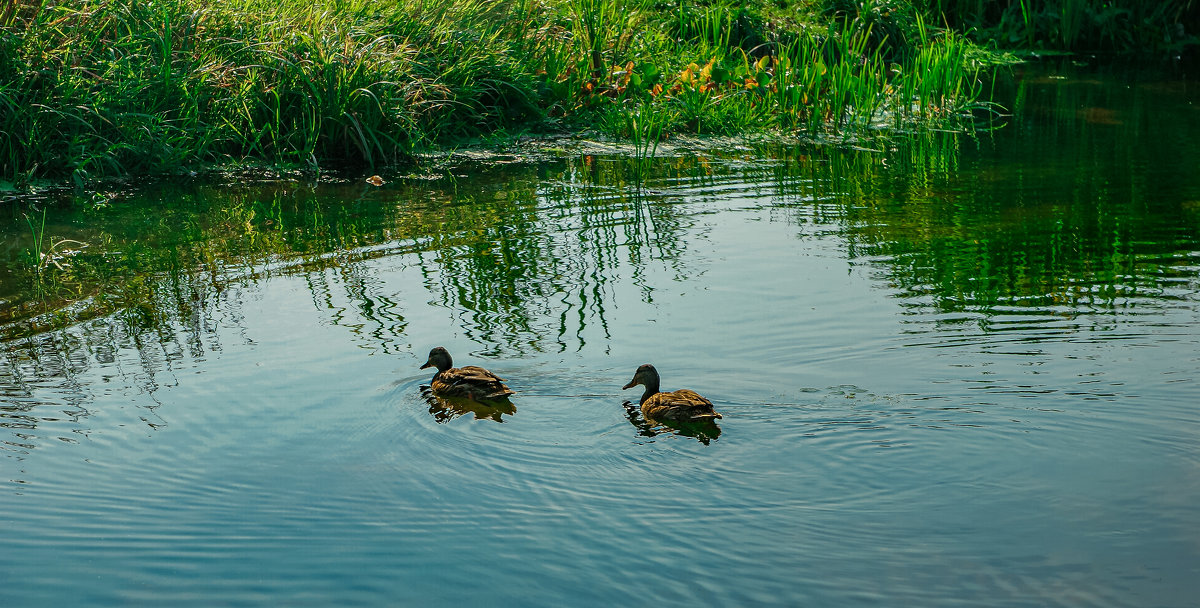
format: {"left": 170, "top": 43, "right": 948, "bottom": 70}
{"left": 3, "top": 61, "right": 1200, "bottom": 606}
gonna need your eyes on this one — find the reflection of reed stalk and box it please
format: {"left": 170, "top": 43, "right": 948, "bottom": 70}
{"left": 24, "top": 210, "right": 88, "bottom": 297}
{"left": 935, "top": 0, "right": 1189, "bottom": 52}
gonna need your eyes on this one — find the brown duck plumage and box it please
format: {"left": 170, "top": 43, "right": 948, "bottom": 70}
{"left": 622, "top": 363, "right": 722, "bottom": 422}
{"left": 420, "top": 347, "right": 514, "bottom": 401}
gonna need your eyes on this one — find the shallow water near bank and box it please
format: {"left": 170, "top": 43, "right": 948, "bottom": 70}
{"left": 3, "top": 61, "right": 1200, "bottom": 606}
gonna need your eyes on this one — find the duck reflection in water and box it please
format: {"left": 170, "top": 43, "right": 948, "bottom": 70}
{"left": 621, "top": 402, "right": 722, "bottom": 444}
{"left": 622, "top": 363, "right": 722, "bottom": 444}
{"left": 421, "top": 389, "right": 517, "bottom": 423}
{"left": 419, "top": 346, "right": 516, "bottom": 423}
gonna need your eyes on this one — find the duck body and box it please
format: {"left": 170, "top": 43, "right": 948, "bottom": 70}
{"left": 640, "top": 389, "right": 722, "bottom": 422}
{"left": 421, "top": 347, "right": 514, "bottom": 402}
{"left": 622, "top": 363, "right": 722, "bottom": 422}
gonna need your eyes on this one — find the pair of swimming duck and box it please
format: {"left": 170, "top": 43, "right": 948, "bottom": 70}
{"left": 420, "top": 346, "right": 723, "bottom": 422}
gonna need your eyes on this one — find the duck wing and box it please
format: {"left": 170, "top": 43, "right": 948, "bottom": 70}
{"left": 432, "top": 366, "right": 514, "bottom": 400}
{"left": 643, "top": 389, "right": 722, "bottom": 421}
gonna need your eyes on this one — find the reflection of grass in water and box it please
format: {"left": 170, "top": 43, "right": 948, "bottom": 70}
{"left": 10, "top": 92, "right": 1196, "bottom": 347}
{"left": 2, "top": 185, "right": 391, "bottom": 339}
{"left": 418, "top": 155, "right": 705, "bottom": 354}
{"left": 759, "top": 67, "right": 1200, "bottom": 316}
{"left": 20, "top": 209, "right": 89, "bottom": 302}
{"left": 932, "top": 0, "right": 1197, "bottom": 54}
{"left": 0, "top": 156, "right": 700, "bottom": 347}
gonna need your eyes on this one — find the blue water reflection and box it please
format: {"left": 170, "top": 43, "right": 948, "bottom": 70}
{"left": 2, "top": 61, "right": 1199, "bottom": 606}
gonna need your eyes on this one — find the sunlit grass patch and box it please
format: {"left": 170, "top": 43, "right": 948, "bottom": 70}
{"left": 2, "top": 0, "right": 1007, "bottom": 183}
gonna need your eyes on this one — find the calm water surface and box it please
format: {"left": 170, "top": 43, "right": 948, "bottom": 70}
{"left": 3, "top": 62, "right": 1199, "bottom": 606}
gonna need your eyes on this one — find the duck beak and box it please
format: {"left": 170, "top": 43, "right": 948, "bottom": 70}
{"left": 622, "top": 379, "right": 637, "bottom": 390}
{"left": 420, "top": 359, "right": 433, "bottom": 370}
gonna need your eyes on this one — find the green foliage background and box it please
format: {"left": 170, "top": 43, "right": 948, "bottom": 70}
{"left": 1, "top": 0, "right": 1194, "bottom": 184}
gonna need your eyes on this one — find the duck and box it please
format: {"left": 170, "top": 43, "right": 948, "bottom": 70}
{"left": 621, "top": 363, "right": 722, "bottom": 422}
{"left": 420, "top": 346, "right": 514, "bottom": 402}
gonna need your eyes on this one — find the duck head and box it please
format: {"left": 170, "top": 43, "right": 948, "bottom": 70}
{"left": 622, "top": 363, "right": 661, "bottom": 393}
{"left": 420, "top": 347, "right": 453, "bottom": 372}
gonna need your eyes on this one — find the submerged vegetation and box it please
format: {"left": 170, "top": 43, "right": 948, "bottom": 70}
{"left": 1, "top": 0, "right": 1005, "bottom": 184}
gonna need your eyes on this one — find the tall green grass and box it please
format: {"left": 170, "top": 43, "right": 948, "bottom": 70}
{"left": 3, "top": 0, "right": 544, "bottom": 182}
{"left": 2, "top": 0, "right": 1000, "bottom": 184}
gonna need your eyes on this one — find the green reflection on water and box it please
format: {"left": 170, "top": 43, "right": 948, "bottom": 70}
{"left": 2, "top": 60, "right": 1199, "bottom": 608}
{"left": 2, "top": 61, "right": 1198, "bottom": 353}
{"left": 763, "top": 62, "right": 1200, "bottom": 317}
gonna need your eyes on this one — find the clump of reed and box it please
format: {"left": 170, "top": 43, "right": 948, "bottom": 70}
{"left": 2, "top": 0, "right": 999, "bottom": 184}
{"left": 2, "top": 0, "right": 544, "bottom": 183}
{"left": 572, "top": 1, "right": 991, "bottom": 142}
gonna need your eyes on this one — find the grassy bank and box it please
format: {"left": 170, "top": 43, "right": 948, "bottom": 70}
{"left": 2, "top": 0, "right": 1002, "bottom": 185}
